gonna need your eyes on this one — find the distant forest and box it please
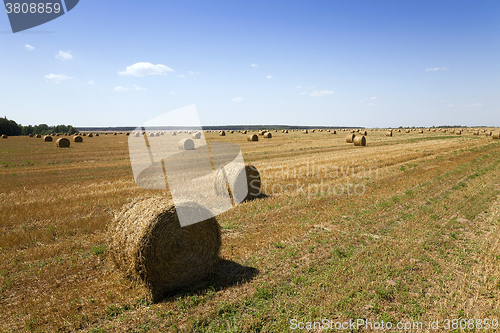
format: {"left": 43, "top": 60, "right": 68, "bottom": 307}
{"left": 0, "top": 117, "right": 79, "bottom": 136}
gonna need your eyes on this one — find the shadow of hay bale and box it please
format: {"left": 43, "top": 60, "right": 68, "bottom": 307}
{"left": 157, "top": 259, "right": 259, "bottom": 301}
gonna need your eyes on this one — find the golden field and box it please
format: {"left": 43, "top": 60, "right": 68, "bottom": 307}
{"left": 1, "top": 129, "right": 500, "bottom": 332}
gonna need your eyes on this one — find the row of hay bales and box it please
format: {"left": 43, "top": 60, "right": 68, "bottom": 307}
{"left": 345, "top": 133, "right": 366, "bottom": 146}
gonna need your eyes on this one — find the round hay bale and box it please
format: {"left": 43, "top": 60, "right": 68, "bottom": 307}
{"left": 109, "top": 197, "right": 221, "bottom": 302}
{"left": 82, "top": 133, "right": 86, "bottom": 136}
{"left": 28, "top": 134, "right": 34, "bottom": 137}
{"left": 360, "top": 130, "right": 367, "bottom": 136}
{"left": 492, "top": 133, "right": 500, "bottom": 140}
{"left": 178, "top": 138, "right": 195, "bottom": 150}
{"left": 43, "top": 135, "right": 53, "bottom": 142}
{"left": 247, "top": 134, "right": 258, "bottom": 141}
{"left": 353, "top": 135, "right": 366, "bottom": 146}
{"left": 172, "top": 131, "right": 177, "bottom": 136}
{"left": 346, "top": 134, "right": 355, "bottom": 143}
{"left": 263, "top": 132, "right": 272, "bottom": 138}
{"left": 214, "top": 164, "right": 261, "bottom": 202}
{"left": 1, "top": 134, "right": 7, "bottom": 139}
{"left": 88, "top": 133, "right": 93, "bottom": 137}
{"left": 219, "top": 131, "right": 226, "bottom": 136}
{"left": 386, "top": 131, "right": 392, "bottom": 137}
{"left": 331, "top": 130, "right": 336, "bottom": 134}
{"left": 405, "top": 129, "right": 410, "bottom": 133}
{"left": 456, "top": 130, "right": 462, "bottom": 135}
{"left": 95, "top": 133, "right": 99, "bottom": 137}
{"left": 36, "top": 134, "right": 42, "bottom": 138}
{"left": 418, "top": 129, "right": 424, "bottom": 134}
{"left": 74, "top": 136, "right": 83, "bottom": 142}
{"left": 56, "top": 137, "right": 70, "bottom": 148}
{"left": 192, "top": 132, "right": 202, "bottom": 140}
{"left": 486, "top": 131, "right": 492, "bottom": 136}
{"left": 303, "top": 130, "right": 308, "bottom": 134}
{"left": 473, "top": 131, "right": 479, "bottom": 135}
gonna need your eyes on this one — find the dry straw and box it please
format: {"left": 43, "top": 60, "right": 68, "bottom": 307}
{"left": 192, "top": 132, "right": 202, "bottom": 140}
{"left": 346, "top": 134, "right": 355, "bottom": 143}
{"left": 360, "top": 130, "right": 367, "bottom": 136}
{"left": 178, "top": 138, "right": 195, "bottom": 150}
{"left": 56, "top": 138, "right": 71, "bottom": 148}
{"left": 247, "top": 134, "right": 258, "bottom": 141}
{"left": 386, "top": 131, "right": 393, "bottom": 137}
{"left": 263, "top": 132, "right": 272, "bottom": 138}
{"left": 214, "top": 164, "right": 262, "bottom": 202}
{"left": 493, "top": 133, "right": 500, "bottom": 139}
{"left": 219, "top": 131, "right": 226, "bottom": 136}
{"left": 353, "top": 135, "right": 366, "bottom": 146}
{"left": 36, "top": 134, "right": 41, "bottom": 138}
{"left": 44, "top": 135, "right": 53, "bottom": 142}
{"left": 74, "top": 136, "right": 83, "bottom": 142}
{"left": 1, "top": 134, "right": 7, "bottom": 139}
{"left": 109, "top": 197, "right": 221, "bottom": 302}
{"left": 303, "top": 130, "right": 308, "bottom": 134}
{"left": 88, "top": 133, "right": 93, "bottom": 137}
{"left": 405, "top": 129, "right": 410, "bottom": 133}
{"left": 28, "top": 134, "right": 33, "bottom": 137}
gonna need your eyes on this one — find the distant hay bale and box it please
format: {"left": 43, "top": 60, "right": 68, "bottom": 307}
{"left": 172, "top": 131, "right": 177, "bottom": 136}
{"left": 178, "top": 138, "right": 195, "bottom": 150}
{"left": 1, "top": 134, "right": 7, "bottom": 139}
{"left": 88, "top": 133, "right": 93, "bottom": 137}
{"left": 486, "top": 131, "right": 492, "bottom": 136}
{"left": 74, "top": 136, "right": 83, "bottom": 142}
{"left": 303, "top": 130, "right": 308, "bottom": 134}
{"left": 331, "top": 130, "right": 336, "bottom": 134}
{"left": 360, "top": 130, "right": 367, "bottom": 136}
{"left": 248, "top": 134, "right": 258, "bottom": 141}
{"left": 192, "top": 132, "right": 201, "bottom": 140}
{"left": 353, "top": 135, "right": 366, "bottom": 146}
{"left": 242, "top": 130, "right": 247, "bottom": 134}
{"left": 493, "top": 133, "right": 500, "bottom": 139}
{"left": 405, "top": 129, "right": 410, "bottom": 133}
{"left": 36, "top": 134, "right": 41, "bottom": 138}
{"left": 29, "top": 134, "right": 34, "bottom": 137}
{"left": 346, "top": 134, "right": 355, "bottom": 143}
{"left": 95, "top": 133, "right": 99, "bottom": 136}
{"left": 456, "top": 130, "right": 462, "bottom": 135}
{"left": 386, "top": 131, "right": 392, "bottom": 137}
{"left": 214, "top": 164, "right": 261, "bottom": 202}
{"left": 219, "top": 131, "right": 226, "bottom": 136}
{"left": 56, "top": 138, "right": 71, "bottom": 148}
{"left": 44, "top": 135, "right": 53, "bottom": 142}
{"left": 473, "top": 131, "right": 479, "bottom": 135}
{"left": 418, "top": 129, "right": 423, "bottom": 133}
{"left": 263, "top": 132, "right": 272, "bottom": 138}
{"left": 109, "top": 197, "right": 221, "bottom": 302}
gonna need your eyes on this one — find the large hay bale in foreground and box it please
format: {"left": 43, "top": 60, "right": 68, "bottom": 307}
{"left": 346, "top": 134, "right": 355, "bottom": 143}
{"left": 214, "top": 164, "right": 262, "bottom": 202}
{"left": 44, "top": 135, "right": 53, "bottom": 142}
{"left": 110, "top": 198, "right": 221, "bottom": 302}
{"left": 178, "top": 138, "right": 195, "bottom": 150}
{"left": 353, "top": 136, "right": 366, "bottom": 146}
{"left": 74, "top": 136, "right": 83, "bottom": 142}
{"left": 56, "top": 138, "right": 70, "bottom": 148}
{"left": 248, "top": 134, "right": 258, "bottom": 141}
{"left": 493, "top": 133, "right": 500, "bottom": 139}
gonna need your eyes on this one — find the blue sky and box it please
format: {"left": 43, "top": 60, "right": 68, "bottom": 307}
{"left": 0, "top": 0, "right": 499, "bottom": 127}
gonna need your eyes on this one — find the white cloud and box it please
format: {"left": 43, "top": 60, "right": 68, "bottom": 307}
{"left": 359, "top": 96, "right": 377, "bottom": 106}
{"left": 267, "top": 75, "right": 273, "bottom": 79}
{"left": 44, "top": 74, "right": 72, "bottom": 83}
{"left": 425, "top": 67, "right": 448, "bottom": 71}
{"left": 118, "top": 62, "right": 174, "bottom": 77}
{"left": 231, "top": 97, "right": 243, "bottom": 102}
{"left": 25, "top": 44, "right": 34, "bottom": 51}
{"left": 56, "top": 51, "right": 73, "bottom": 61}
{"left": 371, "top": 96, "right": 377, "bottom": 100}
{"left": 113, "top": 85, "right": 147, "bottom": 92}
{"left": 296, "top": 86, "right": 302, "bottom": 89}
{"left": 299, "top": 91, "right": 307, "bottom": 95}
{"left": 87, "top": 80, "right": 95, "bottom": 85}
{"left": 188, "top": 71, "right": 200, "bottom": 76}
{"left": 177, "top": 74, "right": 185, "bottom": 78}
{"left": 447, "top": 103, "right": 482, "bottom": 108}
{"left": 251, "top": 63, "right": 259, "bottom": 68}
{"left": 310, "top": 90, "right": 334, "bottom": 97}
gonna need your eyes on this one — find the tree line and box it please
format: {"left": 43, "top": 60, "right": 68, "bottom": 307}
{"left": 0, "top": 117, "right": 79, "bottom": 136}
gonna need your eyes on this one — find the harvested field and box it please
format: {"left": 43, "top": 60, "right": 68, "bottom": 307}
{"left": 1, "top": 129, "right": 500, "bottom": 332}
